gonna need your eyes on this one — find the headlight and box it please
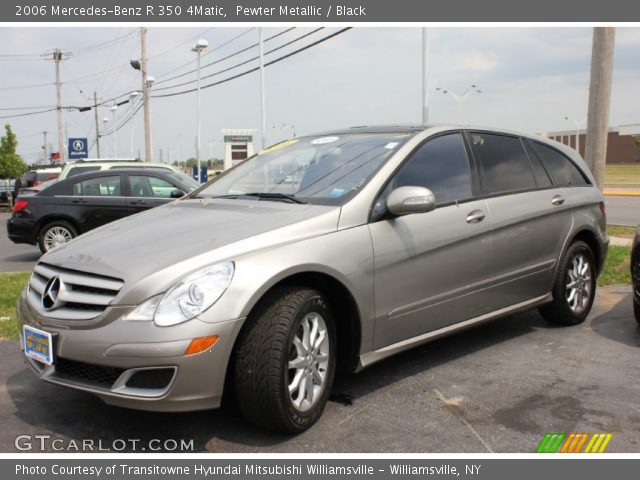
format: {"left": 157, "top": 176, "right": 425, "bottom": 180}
{"left": 123, "top": 262, "right": 234, "bottom": 327}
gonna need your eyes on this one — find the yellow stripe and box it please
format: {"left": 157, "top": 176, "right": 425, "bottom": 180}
{"left": 574, "top": 434, "right": 589, "bottom": 453}
{"left": 591, "top": 434, "right": 606, "bottom": 453}
{"left": 597, "top": 434, "right": 612, "bottom": 453}
{"left": 560, "top": 434, "right": 575, "bottom": 453}
{"left": 584, "top": 434, "right": 598, "bottom": 453}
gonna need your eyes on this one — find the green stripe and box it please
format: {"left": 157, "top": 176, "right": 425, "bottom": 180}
{"left": 549, "top": 433, "right": 566, "bottom": 453}
{"left": 537, "top": 433, "right": 554, "bottom": 453}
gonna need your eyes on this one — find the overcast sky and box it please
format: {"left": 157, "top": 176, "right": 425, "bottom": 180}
{"left": 1, "top": 26, "right": 639, "bottom": 165}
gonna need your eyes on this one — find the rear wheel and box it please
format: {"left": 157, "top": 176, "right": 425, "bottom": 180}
{"left": 632, "top": 253, "right": 640, "bottom": 324}
{"left": 540, "top": 241, "right": 596, "bottom": 325}
{"left": 233, "top": 286, "right": 336, "bottom": 433}
{"left": 38, "top": 220, "right": 77, "bottom": 254}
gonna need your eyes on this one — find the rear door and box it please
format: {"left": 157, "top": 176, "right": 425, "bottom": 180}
{"left": 125, "top": 174, "right": 181, "bottom": 214}
{"left": 70, "top": 174, "right": 128, "bottom": 232}
{"left": 467, "top": 131, "right": 570, "bottom": 307}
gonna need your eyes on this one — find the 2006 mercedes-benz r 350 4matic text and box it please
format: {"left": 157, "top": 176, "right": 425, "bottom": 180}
{"left": 17, "top": 125, "right": 608, "bottom": 433}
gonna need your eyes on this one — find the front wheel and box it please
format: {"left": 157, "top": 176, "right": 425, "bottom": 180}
{"left": 233, "top": 286, "right": 336, "bottom": 433}
{"left": 540, "top": 241, "right": 596, "bottom": 325}
{"left": 38, "top": 220, "right": 78, "bottom": 254}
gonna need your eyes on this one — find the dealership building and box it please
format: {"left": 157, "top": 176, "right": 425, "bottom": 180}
{"left": 540, "top": 124, "right": 640, "bottom": 164}
{"left": 221, "top": 129, "right": 256, "bottom": 170}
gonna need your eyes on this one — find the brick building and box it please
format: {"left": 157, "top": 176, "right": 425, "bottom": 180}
{"left": 540, "top": 124, "right": 640, "bottom": 164}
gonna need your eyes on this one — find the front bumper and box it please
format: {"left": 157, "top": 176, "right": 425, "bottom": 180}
{"left": 17, "top": 289, "right": 245, "bottom": 412}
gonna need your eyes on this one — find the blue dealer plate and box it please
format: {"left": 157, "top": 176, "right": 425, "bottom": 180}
{"left": 23, "top": 325, "right": 53, "bottom": 365}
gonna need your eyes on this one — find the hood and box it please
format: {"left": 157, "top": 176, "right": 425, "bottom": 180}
{"left": 42, "top": 198, "right": 340, "bottom": 297}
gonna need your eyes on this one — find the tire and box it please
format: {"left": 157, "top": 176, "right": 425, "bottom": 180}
{"left": 540, "top": 240, "right": 596, "bottom": 326}
{"left": 634, "top": 299, "right": 640, "bottom": 325}
{"left": 38, "top": 220, "right": 78, "bottom": 254}
{"left": 633, "top": 254, "right": 640, "bottom": 325}
{"left": 233, "top": 286, "right": 337, "bottom": 433}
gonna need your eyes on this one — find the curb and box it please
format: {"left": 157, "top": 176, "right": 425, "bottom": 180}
{"left": 603, "top": 189, "right": 640, "bottom": 197}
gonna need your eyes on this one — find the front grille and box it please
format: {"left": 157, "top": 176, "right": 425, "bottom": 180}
{"left": 125, "top": 369, "right": 175, "bottom": 389}
{"left": 54, "top": 357, "right": 125, "bottom": 389}
{"left": 27, "top": 262, "right": 124, "bottom": 320}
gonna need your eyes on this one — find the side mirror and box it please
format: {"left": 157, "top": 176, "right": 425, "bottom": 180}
{"left": 170, "top": 189, "right": 186, "bottom": 199}
{"left": 386, "top": 186, "right": 436, "bottom": 217}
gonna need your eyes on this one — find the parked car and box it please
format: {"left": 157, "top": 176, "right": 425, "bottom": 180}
{"left": 7, "top": 168, "right": 199, "bottom": 253}
{"left": 20, "top": 167, "right": 61, "bottom": 190}
{"left": 632, "top": 227, "right": 640, "bottom": 323}
{"left": 58, "top": 159, "right": 185, "bottom": 182}
{"left": 16, "top": 125, "right": 608, "bottom": 433}
{"left": 0, "top": 179, "right": 15, "bottom": 204}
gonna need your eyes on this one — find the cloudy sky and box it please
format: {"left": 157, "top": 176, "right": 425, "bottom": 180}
{"left": 0, "top": 26, "right": 638, "bottom": 165}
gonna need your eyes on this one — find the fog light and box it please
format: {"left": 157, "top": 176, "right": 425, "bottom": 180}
{"left": 184, "top": 336, "right": 218, "bottom": 356}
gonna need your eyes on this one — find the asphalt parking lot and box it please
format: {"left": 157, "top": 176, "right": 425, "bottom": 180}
{"left": 1, "top": 286, "right": 638, "bottom": 453}
{"left": 0, "top": 211, "right": 40, "bottom": 273}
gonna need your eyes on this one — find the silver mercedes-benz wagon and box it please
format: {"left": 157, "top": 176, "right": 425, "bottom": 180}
{"left": 17, "top": 125, "right": 608, "bottom": 432}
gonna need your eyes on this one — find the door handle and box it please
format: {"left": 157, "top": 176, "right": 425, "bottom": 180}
{"left": 551, "top": 195, "right": 565, "bottom": 206}
{"left": 130, "top": 200, "right": 146, "bottom": 206}
{"left": 71, "top": 199, "right": 87, "bottom": 204}
{"left": 466, "top": 209, "right": 485, "bottom": 224}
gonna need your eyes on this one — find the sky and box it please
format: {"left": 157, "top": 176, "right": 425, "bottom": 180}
{"left": 0, "top": 26, "right": 639, "bottom": 165}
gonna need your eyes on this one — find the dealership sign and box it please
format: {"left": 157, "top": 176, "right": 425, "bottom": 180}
{"left": 68, "top": 138, "right": 88, "bottom": 159}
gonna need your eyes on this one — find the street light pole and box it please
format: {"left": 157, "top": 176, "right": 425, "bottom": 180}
{"left": 102, "top": 118, "right": 110, "bottom": 157}
{"left": 192, "top": 39, "right": 209, "bottom": 183}
{"left": 421, "top": 28, "right": 431, "bottom": 123}
{"left": 129, "top": 91, "right": 140, "bottom": 157}
{"left": 259, "top": 28, "right": 267, "bottom": 149}
{"left": 111, "top": 105, "right": 118, "bottom": 158}
{"left": 564, "top": 115, "right": 586, "bottom": 153}
{"left": 436, "top": 84, "right": 482, "bottom": 124}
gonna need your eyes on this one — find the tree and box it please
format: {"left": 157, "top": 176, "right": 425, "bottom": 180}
{"left": 0, "top": 124, "right": 28, "bottom": 207}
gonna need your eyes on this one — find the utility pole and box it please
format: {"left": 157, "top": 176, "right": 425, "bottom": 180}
{"left": 259, "top": 28, "right": 267, "bottom": 149}
{"left": 140, "top": 27, "right": 153, "bottom": 162}
{"left": 93, "top": 91, "right": 101, "bottom": 158}
{"left": 584, "top": 27, "right": 615, "bottom": 190}
{"left": 421, "top": 28, "right": 431, "bottom": 124}
{"left": 53, "top": 49, "right": 66, "bottom": 164}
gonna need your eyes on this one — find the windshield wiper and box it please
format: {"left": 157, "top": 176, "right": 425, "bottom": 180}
{"left": 213, "top": 192, "right": 307, "bottom": 204}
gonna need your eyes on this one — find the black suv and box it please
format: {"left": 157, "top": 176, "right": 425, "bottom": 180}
{"left": 7, "top": 168, "right": 199, "bottom": 253}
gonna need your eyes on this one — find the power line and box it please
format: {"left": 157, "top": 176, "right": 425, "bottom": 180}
{"left": 152, "top": 28, "right": 352, "bottom": 99}
{"left": 154, "top": 28, "right": 323, "bottom": 93}
{"left": 155, "top": 27, "right": 293, "bottom": 84}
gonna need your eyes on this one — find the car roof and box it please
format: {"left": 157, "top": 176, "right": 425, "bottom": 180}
{"left": 310, "top": 124, "right": 437, "bottom": 136}
{"left": 63, "top": 167, "right": 174, "bottom": 181}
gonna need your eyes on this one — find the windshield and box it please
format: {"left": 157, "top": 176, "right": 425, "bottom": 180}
{"left": 192, "top": 133, "right": 413, "bottom": 204}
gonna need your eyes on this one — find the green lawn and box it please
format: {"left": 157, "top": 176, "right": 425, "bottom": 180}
{"left": 604, "top": 164, "right": 640, "bottom": 188}
{"left": 0, "top": 244, "right": 635, "bottom": 340}
{"left": 0, "top": 271, "right": 29, "bottom": 339}
{"left": 607, "top": 225, "right": 637, "bottom": 239}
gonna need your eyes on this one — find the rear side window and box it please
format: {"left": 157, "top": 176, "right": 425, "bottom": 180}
{"left": 470, "top": 132, "right": 537, "bottom": 195}
{"left": 73, "top": 176, "right": 121, "bottom": 196}
{"left": 129, "top": 175, "right": 177, "bottom": 198}
{"left": 391, "top": 133, "right": 473, "bottom": 205}
{"left": 531, "top": 142, "right": 588, "bottom": 186}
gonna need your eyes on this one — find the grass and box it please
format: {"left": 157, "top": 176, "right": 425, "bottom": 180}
{"left": 598, "top": 245, "right": 632, "bottom": 286}
{"left": 604, "top": 164, "right": 640, "bottom": 188}
{"left": 608, "top": 225, "right": 637, "bottom": 239}
{"left": 0, "top": 246, "right": 634, "bottom": 340}
{"left": 0, "top": 271, "right": 29, "bottom": 339}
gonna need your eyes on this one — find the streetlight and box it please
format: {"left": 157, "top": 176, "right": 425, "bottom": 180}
{"left": 436, "top": 84, "right": 482, "bottom": 123}
{"left": 102, "top": 117, "right": 110, "bottom": 157}
{"left": 564, "top": 115, "right": 586, "bottom": 153}
{"left": 192, "top": 38, "right": 209, "bottom": 183}
{"left": 110, "top": 105, "right": 118, "bottom": 158}
{"left": 129, "top": 91, "right": 140, "bottom": 157}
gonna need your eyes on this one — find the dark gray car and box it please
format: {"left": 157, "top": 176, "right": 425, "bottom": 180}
{"left": 16, "top": 125, "right": 608, "bottom": 433}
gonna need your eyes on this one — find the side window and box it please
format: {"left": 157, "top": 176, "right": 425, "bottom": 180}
{"left": 129, "top": 175, "right": 176, "bottom": 198}
{"left": 72, "top": 176, "right": 121, "bottom": 196}
{"left": 531, "top": 142, "right": 588, "bottom": 186}
{"left": 390, "top": 133, "right": 473, "bottom": 206}
{"left": 470, "top": 132, "right": 537, "bottom": 195}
